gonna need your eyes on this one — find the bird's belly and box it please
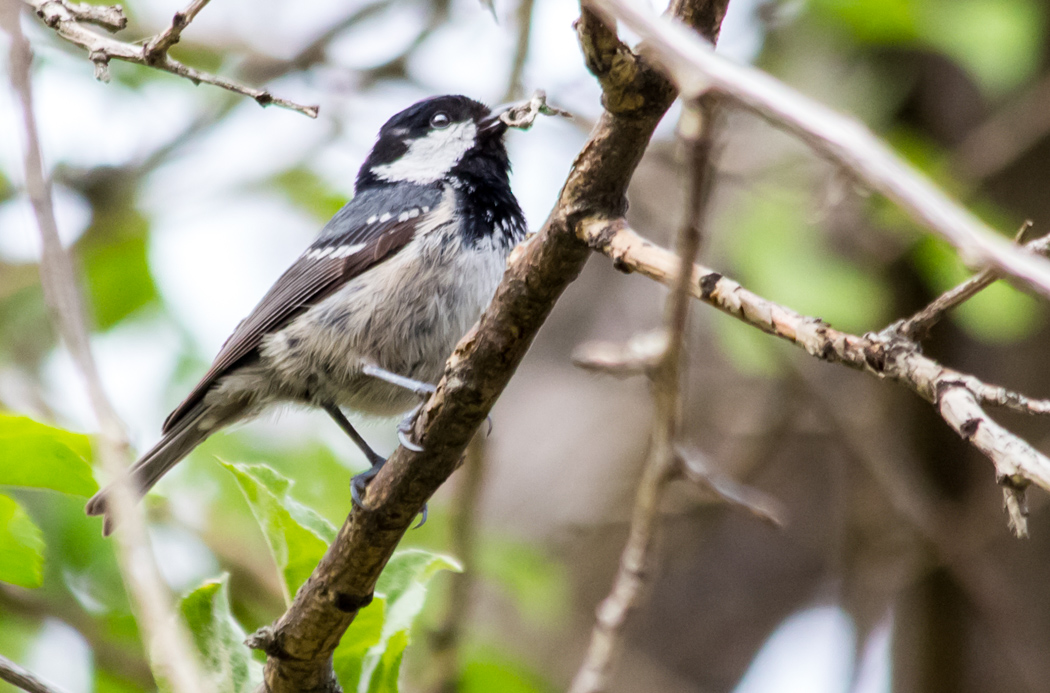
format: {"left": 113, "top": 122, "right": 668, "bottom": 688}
{"left": 260, "top": 230, "right": 508, "bottom": 416}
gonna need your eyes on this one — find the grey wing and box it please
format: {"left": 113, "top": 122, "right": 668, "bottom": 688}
{"left": 161, "top": 212, "right": 424, "bottom": 433}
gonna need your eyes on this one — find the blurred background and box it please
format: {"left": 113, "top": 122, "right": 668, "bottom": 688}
{"left": 3, "top": 0, "right": 1050, "bottom": 691}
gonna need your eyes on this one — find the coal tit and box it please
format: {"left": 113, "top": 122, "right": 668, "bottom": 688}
{"left": 87, "top": 94, "right": 527, "bottom": 533}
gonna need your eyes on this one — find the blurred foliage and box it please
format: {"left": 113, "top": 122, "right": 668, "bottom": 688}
{"left": 273, "top": 167, "right": 350, "bottom": 222}
{"left": 806, "top": 0, "right": 1045, "bottom": 95}
{"left": 459, "top": 646, "right": 555, "bottom": 693}
{"left": 725, "top": 194, "right": 892, "bottom": 333}
{"left": 74, "top": 169, "right": 160, "bottom": 330}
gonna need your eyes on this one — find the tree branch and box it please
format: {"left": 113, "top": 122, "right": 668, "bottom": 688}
{"left": 590, "top": 0, "right": 1050, "bottom": 299}
{"left": 1, "top": 3, "right": 208, "bottom": 691}
{"left": 24, "top": 0, "right": 318, "bottom": 117}
{"left": 249, "top": 1, "right": 729, "bottom": 690}
{"left": 0, "top": 655, "right": 70, "bottom": 693}
{"left": 580, "top": 219, "right": 1050, "bottom": 536}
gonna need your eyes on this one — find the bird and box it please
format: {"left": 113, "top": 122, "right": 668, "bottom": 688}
{"left": 86, "top": 94, "right": 528, "bottom": 534}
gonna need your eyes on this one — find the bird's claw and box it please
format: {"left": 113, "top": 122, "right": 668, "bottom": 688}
{"left": 397, "top": 405, "right": 425, "bottom": 452}
{"left": 349, "top": 454, "right": 426, "bottom": 528}
{"left": 350, "top": 464, "right": 381, "bottom": 508}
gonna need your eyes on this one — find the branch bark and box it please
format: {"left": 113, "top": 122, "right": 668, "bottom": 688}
{"left": 23, "top": 0, "right": 318, "bottom": 117}
{"left": 250, "top": 1, "right": 729, "bottom": 690}
{"left": 0, "top": 654, "right": 70, "bottom": 693}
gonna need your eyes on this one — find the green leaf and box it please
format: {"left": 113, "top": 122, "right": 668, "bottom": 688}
{"left": 219, "top": 460, "right": 335, "bottom": 603}
{"left": 335, "top": 549, "right": 461, "bottom": 693}
{"left": 0, "top": 414, "right": 97, "bottom": 496}
{"left": 0, "top": 492, "right": 45, "bottom": 588}
{"left": 177, "top": 575, "right": 261, "bottom": 693}
{"left": 333, "top": 597, "right": 387, "bottom": 688}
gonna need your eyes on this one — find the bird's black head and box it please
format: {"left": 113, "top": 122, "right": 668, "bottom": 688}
{"left": 356, "top": 95, "right": 511, "bottom": 191}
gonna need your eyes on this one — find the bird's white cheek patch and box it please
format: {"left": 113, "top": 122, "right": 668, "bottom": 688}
{"left": 371, "top": 121, "right": 477, "bottom": 184}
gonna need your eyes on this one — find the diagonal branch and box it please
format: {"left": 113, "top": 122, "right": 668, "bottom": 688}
{"left": 24, "top": 0, "right": 318, "bottom": 117}
{"left": 248, "top": 1, "right": 729, "bottom": 690}
{"left": 0, "top": 654, "right": 70, "bottom": 693}
{"left": 590, "top": 0, "right": 1050, "bottom": 299}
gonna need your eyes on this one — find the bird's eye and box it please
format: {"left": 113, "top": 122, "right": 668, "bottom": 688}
{"left": 430, "top": 112, "right": 451, "bottom": 129}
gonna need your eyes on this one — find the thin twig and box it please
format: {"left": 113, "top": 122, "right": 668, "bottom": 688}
{"left": 567, "top": 95, "right": 721, "bottom": 693}
{"left": 580, "top": 219, "right": 1050, "bottom": 536}
{"left": 590, "top": 0, "right": 1050, "bottom": 298}
{"left": 143, "top": 0, "right": 212, "bottom": 63}
{"left": 675, "top": 447, "right": 784, "bottom": 527}
{"left": 24, "top": 0, "right": 318, "bottom": 117}
{"left": 34, "top": 0, "right": 125, "bottom": 30}
{"left": 0, "top": 654, "right": 70, "bottom": 693}
{"left": 572, "top": 330, "right": 669, "bottom": 376}
{"left": 428, "top": 433, "right": 487, "bottom": 693}
{"left": 897, "top": 222, "right": 1047, "bottom": 340}
{"left": 502, "top": 0, "right": 536, "bottom": 103}
{"left": 1, "top": 5, "right": 208, "bottom": 692}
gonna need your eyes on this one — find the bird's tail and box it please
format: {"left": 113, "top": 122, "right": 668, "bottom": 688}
{"left": 85, "top": 401, "right": 243, "bottom": 535}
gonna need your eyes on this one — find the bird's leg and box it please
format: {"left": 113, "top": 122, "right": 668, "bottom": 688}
{"left": 361, "top": 363, "right": 436, "bottom": 397}
{"left": 324, "top": 404, "right": 385, "bottom": 508}
{"left": 324, "top": 403, "right": 427, "bottom": 527}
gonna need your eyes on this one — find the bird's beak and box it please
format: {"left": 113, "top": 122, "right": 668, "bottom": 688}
{"left": 479, "top": 106, "right": 515, "bottom": 136}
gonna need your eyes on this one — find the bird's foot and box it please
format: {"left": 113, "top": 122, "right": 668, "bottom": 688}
{"left": 350, "top": 463, "right": 382, "bottom": 508}
{"left": 397, "top": 404, "right": 425, "bottom": 452}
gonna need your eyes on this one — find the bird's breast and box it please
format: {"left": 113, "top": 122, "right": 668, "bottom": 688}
{"left": 261, "top": 219, "right": 510, "bottom": 415}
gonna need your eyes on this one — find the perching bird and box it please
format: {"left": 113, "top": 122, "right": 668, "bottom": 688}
{"left": 86, "top": 95, "right": 528, "bottom": 534}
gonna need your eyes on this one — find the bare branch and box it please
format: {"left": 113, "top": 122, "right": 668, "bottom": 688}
{"left": 0, "top": 654, "right": 70, "bottom": 693}
{"left": 676, "top": 447, "right": 785, "bottom": 527}
{"left": 24, "top": 0, "right": 318, "bottom": 117}
{"left": 502, "top": 0, "right": 536, "bottom": 102}
{"left": 1, "top": 4, "right": 208, "bottom": 691}
{"left": 572, "top": 330, "right": 668, "bottom": 376}
{"left": 590, "top": 0, "right": 1050, "bottom": 298}
{"left": 581, "top": 219, "right": 1050, "bottom": 536}
{"left": 33, "top": 0, "right": 125, "bottom": 30}
{"left": 143, "top": 0, "right": 211, "bottom": 63}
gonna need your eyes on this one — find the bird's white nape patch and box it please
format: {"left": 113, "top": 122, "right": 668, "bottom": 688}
{"left": 371, "top": 121, "right": 478, "bottom": 185}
